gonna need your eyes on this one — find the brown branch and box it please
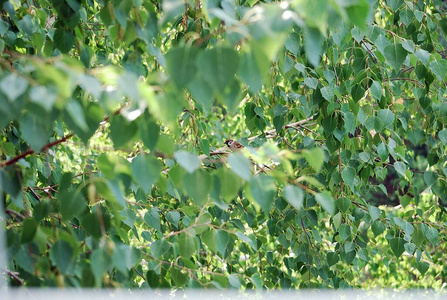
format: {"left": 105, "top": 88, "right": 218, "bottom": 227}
{"left": 132, "top": 267, "right": 146, "bottom": 281}
{"left": 0, "top": 134, "right": 74, "bottom": 168}
{"left": 7, "top": 269, "right": 24, "bottom": 285}
{"left": 301, "top": 219, "right": 322, "bottom": 269}
{"left": 387, "top": 77, "right": 424, "bottom": 87}
{"left": 28, "top": 187, "right": 41, "bottom": 203}
{"left": 5, "top": 209, "right": 26, "bottom": 220}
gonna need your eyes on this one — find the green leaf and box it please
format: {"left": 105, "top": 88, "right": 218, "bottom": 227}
{"left": 368, "top": 205, "right": 381, "bottom": 221}
{"left": 166, "top": 211, "right": 181, "bottom": 228}
{"left": 239, "top": 47, "right": 269, "bottom": 93}
{"left": 215, "top": 230, "right": 230, "bottom": 257}
{"left": 326, "top": 251, "right": 339, "bottom": 266}
{"left": 91, "top": 247, "right": 112, "bottom": 284}
{"left": 157, "top": 134, "right": 175, "bottom": 156}
{"left": 365, "top": 116, "right": 384, "bottom": 132}
{"left": 320, "top": 85, "right": 334, "bottom": 102}
{"left": 251, "top": 273, "right": 262, "bottom": 289}
{"left": 60, "top": 190, "right": 87, "bottom": 220}
{"left": 0, "top": 73, "right": 28, "bottom": 101}
{"left": 118, "top": 72, "right": 140, "bottom": 100}
{"left": 377, "top": 109, "right": 394, "bottom": 129}
{"left": 417, "top": 261, "right": 429, "bottom": 275}
{"left": 81, "top": 211, "right": 111, "bottom": 238}
{"left": 344, "top": 0, "right": 369, "bottom": 28}
{"left": 401, "top": 39, "right": 415, "bottom": 53}
{"left": 248, "top": 174, "right": 276, "bottom": 212}
{"left": 404, "top": 242, "right": 416, "bottom": 255}
{"left": 342, "top": 166, "right": 356, "bottom": 188}
{"left": 283, "top": 185, "right": 304, "bottom": 210}
{"left": 399, "top": 194, "right": 412, "bottom": 208}
{"left": 338, "top": 224, "right": 351, "bottom": 241}
{"left": 228, "top": 152, "right": 251, "bottom": 181}
{"left": 178, "top": 231, "right": 196, "bottom": 259}
{"left": 429, "top": 59, "right": 447, "bottom": 81}
{"left": 337, "top": 197, "right": 351, "bottom": 213}
{"left": 423, "top": 171, "right": 437, "bottom": 187}
{"left": 183, "top": 169, "right": 212, "bottom": 205}
{"left": 50, "top": 240, "right": 74, "bottom": 274}
{"left": 371, "top": 220, "right": 385, "bottom": 237}
{"left": 387, "top": 0, "right": 403, "bottom": 11}
{"left": 165, "top": 46, "right": 199, "bottom": 89}
{"left": 304, "top": 77, "right": 318, "bottom": 89}
{"left": 217, "top": 167, "right": 243, "bottom": 203}
{"left": 371, "top": 80, "right": 382, "bottom": 100}
{"left": 315, "top": 191, "right": 335, "bottom": 215}
{"left": 228, "top": 274, "right": 241, "bottom": 289}
{"left": 199, "top": 139, "right": 210, "bottom": 157}
{"left": 65, "top": 100, "right": 89, "bottom": 131}
{"left": 110, "top": 115, "right": 138, "bottom": 149}
{"left": 171, "top": 268, "right": 188, "bottom": 286}
{"left": 393, "top": 161, "right": 406, "bottom": 177}
{"left": 54, "top": 28, "right": 74, "bottom": 53}
{"left": 30, "top": 86, "right": 57, "bottom": 112}
{"left": 425, "top": 228, "right": 439, "bottom": 246}
{"left": 112, "top": 244, "right": 141, "bottom": 274}
{"left": 174, "top": 150, "right": 201, "bottom": 174}
{"left": 383, "top": 43, "right": 407, "bottom": 70}
{"left": 188, "top": 77, "right": 214, "bottom": 112}
{"left": 21, "top": 218, "right": 38, "bottom": 243}
{"left": 415, "top": 49, "right": 430, "bottom": 66}
{"left": 150, "top": 239, "right": 170, "bottom": 258}
{"left": 139, "top": 118, "right": 159, "bottom": 152}
{"left": 303, "top": 147, "right": 325, "bottom": 172}
{"left": 343, "top": 111, "right": 356, "bottom": 134}
{"left": 131, "top": 154, "right": 162, "bottom": 194}
{"left": 399, "top": 9, "right": 413, "bottom": 27}
{"left": 389, "top": 237, "right": 405, "bottom": 258}
{"left": 144, "top": 208, "right": 161, "bottom": 232}
{"left": 304, "top": 26, "right": 324, "bottom": 67}
{"left": 197, "top": 47, "right": 240, "bottom": 91}
{"left": 20, "top": 112, "right": 53, "bottom": 151}
{"left": 202, "top": 229, "right": 218, "bottom": 253}
{"left": 412, "top": 228, "right": 426, "bottom": 247}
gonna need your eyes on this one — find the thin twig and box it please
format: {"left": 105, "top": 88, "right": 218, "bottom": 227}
{"left": 132, "top": 267, "right": 146, "bottom": 281}
{"left": 7, "top": 269, "right": 24, "bottom": 285}
{"left": 0, "top": 134, "right": 74, "bottom": 168}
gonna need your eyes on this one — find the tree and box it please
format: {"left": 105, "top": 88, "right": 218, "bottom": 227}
{"left": 0, "top": 0, "right": 446, "bottom": 288}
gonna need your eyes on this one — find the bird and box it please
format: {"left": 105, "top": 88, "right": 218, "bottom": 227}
{"left": 224, "top": 139, "right": 244, "bottom": 151}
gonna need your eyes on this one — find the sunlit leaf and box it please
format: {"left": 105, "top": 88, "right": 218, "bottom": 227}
{"left": 283, "top": 185, "right": 304, "bottom": 210}
{"left": 315, "top": 191, "right": 335, "bottom": 215}
{"left": 174, "top": 150, "right": 201, "bottom": 174}
{"left": 131, "top": 154, "right": 162, "bottom": 194}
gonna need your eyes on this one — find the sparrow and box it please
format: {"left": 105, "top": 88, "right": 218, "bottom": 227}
{"left": 224, "top": 139, "right": 244, "bottom": 151}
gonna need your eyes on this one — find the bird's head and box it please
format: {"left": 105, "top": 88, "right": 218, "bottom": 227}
{"left": 224, "top": 139, "right": 234, "bottom": 146}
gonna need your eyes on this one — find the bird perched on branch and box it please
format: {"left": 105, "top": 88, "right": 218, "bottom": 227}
{"left": 224, "top": 139, "right": 244, "bottom": 151}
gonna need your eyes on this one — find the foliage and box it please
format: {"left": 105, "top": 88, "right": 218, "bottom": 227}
{"left": 1, "top": 0, "right": 446, "bottom": 289}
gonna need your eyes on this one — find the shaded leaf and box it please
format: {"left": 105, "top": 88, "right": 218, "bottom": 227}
{"left": 50, "top": 240, "right": 74, "bottom": 274}
{"left": 389, "top": 237, "right": 405, "bottom": 257}
{"left": 315, "top": 191, "right": 335, "bottom": 215}
{"left": 384, "top": 43, "right": 407, "bottom": 70}
{"left": 131, "top": 154, "right": 162, "bottom": 194}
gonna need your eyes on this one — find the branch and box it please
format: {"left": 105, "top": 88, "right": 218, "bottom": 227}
{"left": 198, "top": 115, "right": 316, "bottom": 161}
{"left": 0, "top": 134, "right": 74, "bottom": 168}
{"left": 254, "top": 115, "right": 316, "bottom": 140}
{"left": 387, "top": 78, "right": 424, "bottom": 88}
{"left": 5, "top": 209, "right": 26, "bottom": 220}
{"left": 6, "top": 269, "right": 24, "bottom": 285}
